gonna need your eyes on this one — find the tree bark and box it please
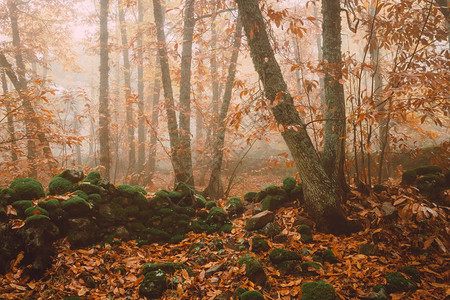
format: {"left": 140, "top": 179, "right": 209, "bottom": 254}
{"left": 137, "top": 0, "right": 145, "bottom": 173}
{"left": 204, "top": 15, "right": 242, "bottom": 200}
{"left": 119, "top": 1, "right": 136, "bottom": 173}
{"left": 321, "top": 0, "right": 348, "bottom": 196}
{"left": 1, "top": 70, "right": 18, "bottom": 162}
{"left": 147, "top": 57, "right": 161, "bottom": 181}
{"left": 236, "top": 0, "right": 358, "bottom": 234}
{"left": 99, "top": 0, "right": 111, "bottom": 178}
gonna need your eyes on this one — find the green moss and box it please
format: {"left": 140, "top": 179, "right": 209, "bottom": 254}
{"left": 206, "top": 206, "right": 227, "bottom": 224}
{"left": 323, "top": 249, "right": 338, "bottom": 263}
{"left": 415, "top": 165, "right": 442, "bottom": 175}
{"left": 174, "top": 182, "right": 194, "bottom": 198}
{"left": 205, "top": 201, "right": 217, "bottom": 210}
{"left": 10, "top": 178, "right": 45, "bottom": 200}
{"left": 240, "top": 290, "right": 265, "bottom": 300}
{"left": 134, "top": 192, "right": 148, "bottom": 209}
{"left": 87, "top": 193, "right": 104, "bottom": 205}
{"left": 48, "top": 176, "right": 78, "bottom": 195}
{"left": 155, "top": 190, "right": 170, "bottom": 198}
{"left": 220, "top": 223, "right": 233, "bottom": 233}
{"left": 290, "top": 184, "right": 303, "bottom": 202}
{"left": 277, "top": 260, "right": 300, "bottom": 275}
{"left": 61, "top": 196, "right": 91, "bottom": 217}
{"left": 83, "top": 171, "right": 101, "bottom": 184}
{"left": 400, "top": 265, "right": 421, "bottom": 283}
{"left": 301, "top": 280, "right": 335, "bottom": 300}
{"left": 63, "top": 297, "right": 82, "bottom": 300}
{"left": 170, "top": 234, "right": 186, "bottom": 244}
{"left": 226, "top": 197, "right": 244, "bottom": 216}
{"left": 234, "top": 287, "right": 249, "bottom": 299}
{"left": 238, "top": 254, "right": 253, "bottom": 267}
{"left": 282, "top": 177, "right": 297, "bottom": 192}
{"left": 189, "top": 242, "right": 206, "bottom": 254}
{"left": 73, "top": 190, "right": 88, "bottom": 200}
{"left": 166, "top": 191, "right": 181, "bottom": 201}
{"left": 301, "top": 233, "right": 313, "bottom": 243}
{"left": 264, "top": 185, "right": 280, "bottom": 195}
{"left": 251, "top": 236, "right": 270, "bottom": 253}
{"left": 373, "top": 184, "right": 388, "bottom": 193}
{"left": 25, "top": 206, "right": 49, "bottom": 217}
{"left": 114, "top": 266, "right": 126, "bottom": 275}
{"left": 260, "top": 222, "right": 281, "bottom": 237}
{"left": 301, "top": 262, "right": 324, "bottom": 272}
{"left": 37, "top": 199, "right": 60, "bottom": 211}
{"left": 244, "top": 191, "right": 258, "bottom": 203}
{"left": 138, "top": 270, "right": 167, "bottom": 299}
{"left": 297, "top": 224, "right": 312, "bottom": 235}
{"left": 402, "top": 170, "right": 417, "bottom": 185}
{"left": 245, "top": 260, "right": 267, "bottom": 285}
{"left": 260, "top": 196, "right": 273, "bottom": 211}
{"left": 59, "top": 169, "right": 84, "bottom": 182}
{"left": 149, "top": 195, "right": 171, "bottom": 211}
{"left": 130, "top": 221, "right": 146, "bottom": 232}
{"left": 124, "top": 205, "right": 139, "bottom": 217}
{"left": 142, "top": 262, "right": 179, "bottom": 275}
{"left": 78, "top": 183, "right": 105, "bottom": 195}
{"left": 25, "top": 214, "right": 51, "bottom": 226}
{"left": 134, "top": 185, "right": 147, "bottom": 195}
{"left": 194, "top": 194, "right": 207, "bottom": 207}
{"left": 116, "top": 184, "right": 138, "bottom": 197}
{"left": 385, "top": 272, "right": 416, "bottom": 293}
{"left": 269, "top": 248, "right": 301, "bottom": 264}
{"left": 0, "top": 188, "right": 17, "bottom": 205}
{"left": 12, "top": 200, "right": 33, "bottom": 214}
{"left": 143, "top": 227, "right": 170, "bottom": 241}
{"left": 416, "top": 174, "right": 445, "bottom": 192}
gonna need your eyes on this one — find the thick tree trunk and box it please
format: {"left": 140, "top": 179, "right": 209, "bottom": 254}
{"left": 204, "top": 15, "right": 242, "bottom": 200}
{"left": 321, "top": 0, "right": 348, "bottom": 196}
{"left": 99, "top": 0, "right": 111, "bottom": 178}
{"left": 137, "top": 0, "right": 146, "bottom": 173}
{"left": 210, "top": 2, "right": 220, "bottom": 139}
{"left": 147, "top": 58, "right": 161, "bottom": 182}
{"left": 119, "top": 2, "right": 136, "bottom": 173}
{"left": 236, "top": 0, "right": 358, "bottom": 234}
{"left": 1, "top": 70, "right": 18, "bottom": 162}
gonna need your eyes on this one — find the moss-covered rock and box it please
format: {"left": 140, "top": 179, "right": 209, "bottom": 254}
{"left": 282, "top": 177, "right": 297, "bottom": 192}
{"left": 401, "top": 170, "right": 417, "bottom": 185}
{"left": 245, "top": 259, "right": 267, "bottom": 286}
{"left": 301, "top": 261, "right": 324, "bottom": 272}
{"left": 59, "top": 169, "right": 84, "bottom": 182}
{"left": 240, "top": 290, "right": 265, "bottom": 300}
{"left": 194, "top": 194, "right": 207, "bottom": 207}
{"left": 142, "top": 262, "right": 179, "bottom": 275}
{"left": 244, "top": 191, "right": 258, "bottom": 203}
{"left": 301, "top": 233, "right": 314, "bottom": 243}
{"left": 67, "top": 218, "right": 98, "bottom": 248}
{"left": 78, "top": 183, "right": 105, "bottom": 195}
{"left": 10, "top": 178, "right": 45, "bottom": 200}
{"left": 0, "top": 188, "right": 17, "bottom": 205}
{"left": 385, "top": 271, "right": 417, "bottom": 293}
{"left": 87, "top": 193, "right": 104, "bottom": 205}
{"left": 251, "top": 236, "right": 270, "bottom": 253}
{"left": 415, "top": 165, "right": 442, "bottom": 175}
{"left": 226, "top": 197, "right": 244, "bottom": 216}
{"left": 12, "top": 200, "right": 34, "bottom": 216}
{"left": 149, "top": 194, "right": 171, "bottom": 211}
{"left": 301, "top": 280, "right": 335, "bottom": 300}
{"left": 48, "top": 176, "right": 78, "bottom": 195}
{"left": 373, "top": 184, "right": 388, "bottom": 193}
{"left": 234, "top": 287, "right": 249, "bottom": 299}
{"left": 139, "top": 270, "right": 167, "bottom": 299}
{"left": 220, "top": 223, "right": 233, "bottom": 233}
{"left": 260, "top": 222, "right": 281, "bottom": 237}
{"left": 400, "top": 265, "right": 421, "bottom": 283}
{"left": 83, "top": 171, "right": 101, "bottom": 184}
{"left": 359, "top": 243, "right": 376, "bottom": 256}
{"left": 206, "top": 206, "right": 227, "bottom": 224}
{"left": 297, "top": 224, "right": 312, "bottom": 235}
{"left": 25, "top": 206, "right": 49, "bottom": 217}
{"left": 61, "top": 197, "right": 91, "bottom": 217}
{"left": 269, "top": 248, "right": 301, "bottom": 264}
{"left": 73, "top": 190, "right": 88, "bottom": 200}
{"left": 260, "top": 196, "right": 273, "bottom": 211}
{"left": 323, "top": 249, "right": 338, "bottom": 263}
{"left": 134, "top": 185, "right": 147, "bottom": 195}
{"left": 116, "top": 184, "right": 140, "bottom": 197}
{"left": 205, "top": 201, "right": 217, "bottom": 210}
{"left": 142, "top": 227, "right": 170, "bottom": 242}
{"left": 24, "top": 214, "right": 51, "bottom": 226}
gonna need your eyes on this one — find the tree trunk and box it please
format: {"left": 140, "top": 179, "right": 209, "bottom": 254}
{"left": 204, "top": 15, "right": 242, "bottom": 200}
{"left": 1, "top": 70, "right": 18, "bottom": 162}
{"left": 119, "top": 2, "right": 135, "bottom": 174}
{"left": 147, "top": 58, "right": 161, "bottom": 182}
{"left": 236, "top": 0, "right": 359, "bottom": 234}
{"left": 137, "top": 0, "right": 146, "bottom": 173}
{"left": 99, "top": 0, "right": 111, "bottom": 178}
{"left": 321, "top": 0, "right": 348, "bottom": 196}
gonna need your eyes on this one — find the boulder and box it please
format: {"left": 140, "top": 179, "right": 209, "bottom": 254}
{"left": 139, "top": 270, "right": 167, "bottom": 299}
{"left": 301, "top": 280, "right": 335, "bottom": 300}
{"left": 245, "top": 211, "right": 274, "bottom": 231}
{"left": 9, "top": 178, "right": 45, "bottom": 200}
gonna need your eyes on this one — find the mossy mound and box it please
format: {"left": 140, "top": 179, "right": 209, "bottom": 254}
{"left": 260, "top": 222, "right": 281, "bottom": 237}
{"left": 83, "top": 171, "right": 101, "bottom": 184}
{"left": 25, "top": 214, "right": 51, "bottom": 226}
{"left": 297, "top": 224, "right": 312, "bottom": 235}
{"left": 244, "top": 191, "right": 258, "bottom": 203}
{"left": 301, "top": 261, "right": 324, "bottom": 272}
{"left": 415, "top": 165, "right": 442, "bottom": 175}
{"left": 251, "top": 236, "right": 270, "bottom": 253}
{"left": 385, "top": 271, "right": 416, "bottom": 293}
{"left": 373, "top": 184, "right": 388, "bottom": 193}
{"left": 359, "top": 243, "right": 376, "bottom": 256}
{"left": 244, "top": 259, "right": 267, "bottom": 286}
{"left": 138, "top": 270, "right": 167, "bottom": 299}
{"left": 323, "top": 249, "right": 338, "bottom": 263}
{"left": 12, "top": 200, "right": 34, "bottom": 217}
{"left": 0, "top": 188, "right": 17, "bottom": 205}
{"left": 61, "top": 197, "right": 91, "bottom": 217}
{"left": 400, "top": 265, "right": 421, "bottom": 283}
{"left": 73, "top": 190, "right": 88, "bottom": 200}
{"left": 205, "top": 201, "right": 217, "bottom": 210}
{"left": 269, "top": 248, "right": 301, "bottom": 264}
{"left": 226, "top": 197, "right": 244, "bottom": 217}
{"left": 142, "top": 262, "right": 180, "bottom": 275}
{"left": 48, "top": 176, "right": 78, "bottom": 195}
{"left": 282, "top": 176, "right": 297, "bottom": 192}
{"left": 25, "top": 206, "right": 49, "bottom": 217}
{"left": 240, "top": 290, "right": 265, "bottom": 300}
{"left": 10, "top": 178, "right": 45, "bottom": 200}
{"left": 301, "top": 280, "right": 335, "bottom": 300}
{"left": 58, "top": 169, "right": 84, "bottom": 182}
{"left": 78, "top": 183, "right": 105, "bottom": 195}
{"left": 401, "top": 170, "right": 417, "bottom": 185}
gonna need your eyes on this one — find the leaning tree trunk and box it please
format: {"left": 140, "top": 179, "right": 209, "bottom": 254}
{"left": 119, "top": 2, "right": 136, "bottom": 174}
{"left": 321, "top": 0, "right": 348, "bottom": 196}
{"left": 236, "top": 0, "right": 359, "bottom": 234}
{"left": 137, "top": 0, "right": 146, "bottom": 174}
{"left": 99, "top": 0, "right": 111, "bottom": 178}
{"left": 203, "top": 15, "right": 242, "bottom": 200}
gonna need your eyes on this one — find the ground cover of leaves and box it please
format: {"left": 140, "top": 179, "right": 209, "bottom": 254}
{"left": 0, "top": 180, "right": 448, "bottom": 299}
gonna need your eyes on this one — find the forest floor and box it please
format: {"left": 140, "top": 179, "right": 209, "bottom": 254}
{"left": 0, "top": 174, "right": 448, "bottom": 300}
